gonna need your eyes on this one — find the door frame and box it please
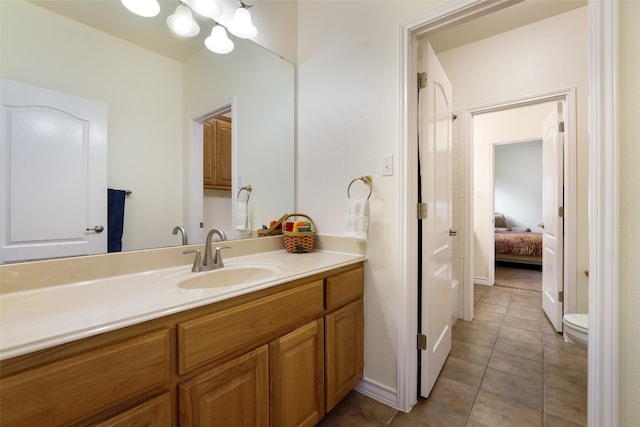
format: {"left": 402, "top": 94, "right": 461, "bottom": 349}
{"left": 467, "top": 89, "right": 577, "bottom": 321}
{"left": 490, "top": 136, "right": 544, "bottom": 287}
{"left": 186, "top": 97, "right": 236, "bottom": 244}
{"left": 398, "top": 1, "right": 619, "bottom": 425}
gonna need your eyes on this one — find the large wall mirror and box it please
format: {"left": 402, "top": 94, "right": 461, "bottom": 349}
{"left": 0, "top": 0, "right": 294, "bottom": 263}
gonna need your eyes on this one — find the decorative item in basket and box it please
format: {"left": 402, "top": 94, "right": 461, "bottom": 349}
{"left": 283, "top": 213, "right": 316, "bottom": 253}
{"left": 257, "top": 213, "right": 288, "bottom": 237}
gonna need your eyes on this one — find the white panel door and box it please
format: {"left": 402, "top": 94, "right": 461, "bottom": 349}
{"left": 419, "top": 41, "right": 453, "bottom": 397}
{"left": 1, "top": 79, "right": 107, "bottom": 262}
{"left": 541, "top": 102, "right": 564, "bottom": 331}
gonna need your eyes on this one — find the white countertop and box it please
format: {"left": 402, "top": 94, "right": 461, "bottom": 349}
{"left": 0, "top": 249, "right": 364, "bottom": 361}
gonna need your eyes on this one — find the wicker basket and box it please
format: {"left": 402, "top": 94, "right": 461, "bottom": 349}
{"left": 283, "top": 214, "right": 316, "bottom": 253}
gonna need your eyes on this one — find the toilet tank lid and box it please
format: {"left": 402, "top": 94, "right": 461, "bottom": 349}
{"left": 564, "top": 313, "right": 588, "bottom": 330}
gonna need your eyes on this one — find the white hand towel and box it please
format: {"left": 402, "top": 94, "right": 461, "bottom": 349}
{"left": 234, "top": 202, "right": 250, "bottom": 231}
{"left": 345, "top": 198, "right": 369, "bottom": 241}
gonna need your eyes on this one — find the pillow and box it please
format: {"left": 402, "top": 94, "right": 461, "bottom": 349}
{"left": 494, "top": 212, "right": 507, "bottom": 228}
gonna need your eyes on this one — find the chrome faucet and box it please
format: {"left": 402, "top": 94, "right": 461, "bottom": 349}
{"left": 203, "top": 228, "right": 228, "bottom": 270}
{"left": 172, "top": 226, "right": 188, "bottom": 245}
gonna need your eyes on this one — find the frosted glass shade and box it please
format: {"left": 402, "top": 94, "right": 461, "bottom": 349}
{"left": 228, "top": 7, "right": 257, "bottom": 39}
{"left": 187, "top": 0, "right": 222, "bottom": 19}
{"left": 205, "top": 26, "right": 234, "bottom": 54}
{"left": 166, "top": 5, "right": 200, "bottom": 37}
{"left": 120, "top": 0, "right": 160, "bottom": 17}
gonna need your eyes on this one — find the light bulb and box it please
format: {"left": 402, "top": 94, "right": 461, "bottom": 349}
{"left": 227, "top": 6, "right": 257, "bottom": 39}
{"left": 205, "top": 25, "right": 234, "bottom": 54}
{"left": 187, "top": 0, "right": 222, "bottom": 19}
{"left": 120, "top": 0, "right": 160, "bottom": 17}
{"left": 167, "top": 4, "right": 200, "bottom": 37}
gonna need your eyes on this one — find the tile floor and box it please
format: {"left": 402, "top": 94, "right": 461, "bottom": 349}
{"left": 319, "top": 274, "right": 588, "bottom": 426}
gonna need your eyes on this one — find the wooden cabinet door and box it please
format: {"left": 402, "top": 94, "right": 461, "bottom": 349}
{"left": 203, "top": 120, "right": 215, "bottom": 188}
{"left": 214, "top": 117, "right": 232, "bottom": 188}
{"left": 95, "top": 393, "right": 171, "bottom": 427}
{"left": 325, "top": 299, "right": 364, "bottom": 412}
{"left": 179, "top": 345, "right": 269, "bottom": 427}
{"left": 203, "top": 117, "right": 232, "bottom": 190}
{"left": 270, "top": 319, "right": 324, "bottom": 427}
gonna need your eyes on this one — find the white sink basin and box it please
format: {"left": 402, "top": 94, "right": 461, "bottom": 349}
{"left": 177, "top": 264, "right": 282, "bottom": 289}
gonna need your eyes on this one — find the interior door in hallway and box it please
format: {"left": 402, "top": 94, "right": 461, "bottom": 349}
{"left": 541, "top": 102, "right": 565, "bottom": 331}
{"left": 418, "top": 40, "right": 453, "bottom": 398}
{"left": 0, "top": 79, "right": 107, "bottom": 262}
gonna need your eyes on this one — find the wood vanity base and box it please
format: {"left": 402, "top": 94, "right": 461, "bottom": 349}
{"left": 0, "top": 263, "right": 364, "bottom": 427}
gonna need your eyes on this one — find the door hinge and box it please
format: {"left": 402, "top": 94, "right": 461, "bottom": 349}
{"left": 418, "top": 203, "right": 428, "bottom": 219}
{"left": 417, "top": 333, "right": 427, "bottom": 350}
{"left": 559, "top": 121, "right": 565, "bottom": 132}
{"left": 418, "top": 72, "right": 427, "bottom": 89}
{"left": 559, "top": 291, "right": 564, "bottom": 303}
{"left": 559, "top": 206, "right": 564, "bottom": 218}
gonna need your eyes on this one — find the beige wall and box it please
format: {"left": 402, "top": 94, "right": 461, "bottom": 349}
{"left": 618, "top": 1, "right": 640, "bottom": 423}
{"left": 297, "top": 0, "right": 447, "bottom": 394}
{"left": 437, "top": 7, "right": 589, "bottom": 311}
{"left": 0, "top": 0, "right": 184, "bottom": 252}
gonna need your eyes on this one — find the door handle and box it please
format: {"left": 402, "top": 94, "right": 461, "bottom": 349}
{"left": 86, "top": 225, "right": 104, "bottom": 233}
{"left": 538, "top": 223, "right": 544, "bottom": 229}
{"left": 449, "top": 228, "right": 457, "bottom": 237}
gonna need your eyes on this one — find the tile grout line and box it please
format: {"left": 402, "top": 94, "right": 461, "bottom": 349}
{"left": 462, "top": 288, "right": 511, "bottom": 426}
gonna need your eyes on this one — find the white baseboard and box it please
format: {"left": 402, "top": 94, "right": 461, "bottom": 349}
{"left": 474, "top": 276, "right": 489, "bottom": 286}
{"left": 353, "top": 377, "right": 399, "bottom": 411}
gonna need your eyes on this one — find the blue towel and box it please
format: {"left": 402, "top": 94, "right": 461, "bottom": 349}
{"left": 108, "top": 189, "right": 126, "bottom": 252}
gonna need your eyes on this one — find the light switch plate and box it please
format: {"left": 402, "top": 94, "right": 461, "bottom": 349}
{"left": 381, "top": 154, "right": 393, "bottom": 176}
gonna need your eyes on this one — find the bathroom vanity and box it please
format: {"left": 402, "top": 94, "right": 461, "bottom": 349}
{"left": 0, "top": 241, "right": 365, "bottom": 426}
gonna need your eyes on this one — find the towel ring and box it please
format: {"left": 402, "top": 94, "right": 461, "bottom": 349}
{"left": 347, "top": 175, "right": 372, "bottom": 200}
{"left": 237, "top": 185, "right": 252, "bottom": 204}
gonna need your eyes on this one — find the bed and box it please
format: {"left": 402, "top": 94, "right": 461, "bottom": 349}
{"left": 494, "top": 212, "right": 543, "bottom": 266}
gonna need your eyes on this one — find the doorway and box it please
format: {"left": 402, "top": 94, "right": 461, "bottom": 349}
{"left": 493, "top": 138, "right": 544, "bottom": 293}
{"left": 467, "top": 91, "right": 577, "bottom": 327}
{"left": 187, "top": 99, "right": 236, "bottom": 244}
{"left": 397, "top": 1, "right": 617, "bottom": 420}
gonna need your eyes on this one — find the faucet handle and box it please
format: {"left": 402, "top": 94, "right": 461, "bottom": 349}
{"left": 213, "top": 246, "right": 231, "bottom": 268}
{"left": 183, "top": 249, "right": 203, "bottom": 272}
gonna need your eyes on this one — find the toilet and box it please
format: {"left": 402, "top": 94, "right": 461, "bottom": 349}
{"left": 563, "top": 313, "right": 588, "bottom": 350}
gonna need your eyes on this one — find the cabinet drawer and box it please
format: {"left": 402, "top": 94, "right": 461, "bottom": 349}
{"left": 178, "top": 280, "right": 324, "bottom": 374}
{"left": 325, "top": 267, "right": 364, "bottom": 311}
{"left": 0, "top": 329, "right": 171, "bottom": 427}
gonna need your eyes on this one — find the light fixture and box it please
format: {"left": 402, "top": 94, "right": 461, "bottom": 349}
{"left": 120, "top": 0, "right": 160, "bottom": 17}
{"left": 187, "top": 0, "right": 222, "bottom": 20}
{"left": 167, "top": 4, "right": 200, "bottom": 37}
{"left": 227, "top": 2, "right": 257, "bottom": 39}
{"left": 205, "top": 25, "right": 234, "bottom": 54}
{"left": 120, "top": 0, "right": 259, "bottom": 55}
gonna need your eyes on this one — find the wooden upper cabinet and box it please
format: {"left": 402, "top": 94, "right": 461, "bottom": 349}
{"left": 203, "top": 116, "right": 232, "bottom": 190}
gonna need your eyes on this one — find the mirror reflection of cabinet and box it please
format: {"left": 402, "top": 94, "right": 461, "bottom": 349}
{"left": 203, "top": 117, "right": 232, "bottom": 190}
